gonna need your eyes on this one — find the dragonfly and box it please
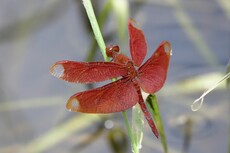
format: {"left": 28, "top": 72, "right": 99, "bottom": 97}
{"left": 50, "top": 19, "right": 171, "bottom": 138}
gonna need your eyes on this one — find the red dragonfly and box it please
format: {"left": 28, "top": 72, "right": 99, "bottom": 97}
{"left": 50, "top": 19, "right": 171, "bottom": 138}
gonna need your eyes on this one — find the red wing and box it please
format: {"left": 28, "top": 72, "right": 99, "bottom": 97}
{"left": 138, "top": 41, "right": 171, "bottom": 93}
{"left": 66, "top": 78, "right": 138, "bottom": 113}
{"left": 129, "top": 19, "right": 147, "bottom": 67}
{"left": 50, "top": 61, "right": 127, "bottom": 83}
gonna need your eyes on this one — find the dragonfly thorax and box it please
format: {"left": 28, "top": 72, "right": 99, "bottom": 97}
{"left": 126, "top": 61, "right": 138, "bottom": 80}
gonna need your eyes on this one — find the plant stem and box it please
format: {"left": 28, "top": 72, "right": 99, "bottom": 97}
{"left": 122, "top": 111, "right": 138, "bottom": 153}
{"left": 82, "top": 0, "right": 137, "bottom": 152}
{"left": 82, "top": 0, "right": 109, "bottom": 61}
{"left": 191, "top": 72, "right": 230, "bottom": 111}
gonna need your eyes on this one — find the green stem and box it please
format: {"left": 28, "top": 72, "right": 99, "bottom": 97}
{"left": 82, "top": 0, "right": 109, "bottom": 61}
{"left": 122, "top": 111, "right": 137, "bottom": 153}
{"left": 82, "top": 0, "right": 136, "bottom": 152}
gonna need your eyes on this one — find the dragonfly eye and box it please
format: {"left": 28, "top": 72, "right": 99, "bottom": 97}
{"left": 106, "top": 44, "right": 120, "bottom": 57}
{"left": 111, "top": 45, "right": 119, "bottom": 53}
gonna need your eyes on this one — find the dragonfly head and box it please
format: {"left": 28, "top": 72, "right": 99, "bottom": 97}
{"left": 106, "top": 44, "right": 120, "bottom": 58}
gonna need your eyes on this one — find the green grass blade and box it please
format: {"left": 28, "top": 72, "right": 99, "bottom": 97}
{"left": 171, "top": 0, "right": 218, "bottom": 66}
{"left": 122, "top": 111, "right": 137, "bottom": 153}
{"left": 191, "top": 71, "right": 230, "bottom": 111}
{"left": 112, "top": 0, "right": 129, "bottom": 43}
{"left": 0, "top": 96, "right": 65, "bottom": 112}
{"left": 98, "top": 0, "right": 113, "bottom": 28}
{"left": 82, "top": 0, "right": 108, "bottom": 61}
{"left": 22, "top": 115, "right": 101, "bottom": 153}
{"left": 227, "top": 60, "right": 230, "bottom": 153}
{"left": 227, "top": 60, "right": 230, "bottom": 87}
{"left": 146, "top": 94, "right": 168, "bottom": 153}
{"left": 131, "top": 105, "right": 144, "bottom": 153}
{"left": 85, "top": 0, "right": 113, "bottom": 62}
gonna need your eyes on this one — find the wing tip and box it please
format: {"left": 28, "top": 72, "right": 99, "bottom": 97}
{"left": 128, "top": 18, "right": 137, "bottom": 26}
{"left": 128, "top": 18, "right": 147, "bottom": 67}
{"left": 66, "top": 97, "right": 79, "bottom": 112}
{"left": 162, "top": 41, "right": 172, "bottom": 56}
{"left": 50, "top": 63, "right": 64, "bottom": 78}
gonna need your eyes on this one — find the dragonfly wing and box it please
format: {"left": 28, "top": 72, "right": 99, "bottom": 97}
{"left": 138, "top": 41, "right": 171, "bottom": 93}
{"left": 50, "top": 61, "right": 127, "bottom": 83}
{"left": 129, "top": 19, "right": 147, "bottom": 66}
{"left": 66, "top": 78, "right": 138, "bottom": 113}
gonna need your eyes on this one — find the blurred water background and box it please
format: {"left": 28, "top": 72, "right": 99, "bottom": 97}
{"left": 0, "top": 0, "right": 229, "bottom": 153}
